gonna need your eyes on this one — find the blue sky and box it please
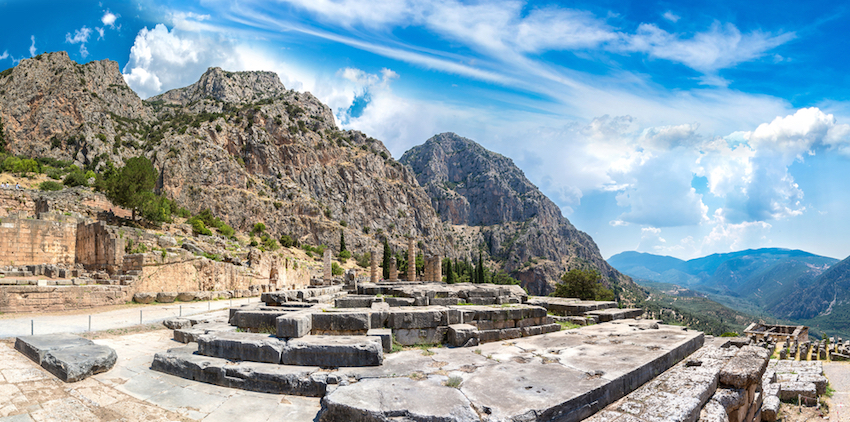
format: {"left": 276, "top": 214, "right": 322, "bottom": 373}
{"left": 2, "top": 0, "right": 850, "bottom": 261}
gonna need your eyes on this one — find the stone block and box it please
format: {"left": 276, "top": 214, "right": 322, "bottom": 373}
{"left": 393, "top": 327, "right": 448, "bottom": 346}
{"left": 719, "top": 346, "right": 770, "bottom": 388}
{"left": 156, "top": 292, "right": 178, "bottom": 303}
{"left": 761, "top": 395, "right": 780, "bottom": 421}
{"left": 430, "top": 297, "right": 461, "bottom": 306}
{"left": 176, "top": 292, "right": 198, "bottom": 302}
{"left": 367, "top": 328, "right": 393, "bottom": 353}
{"left": 385, "top": 297, "right": 415, "bottom": 307}
{"left": 387, "top": 308, "right": 447, "bottom": 329}
{"left": 311, "top": 311, "right": 370, "bottom": 334}
{"left": 235, "top": 310, "right": 291, "bottom": 332}
{"left": 133, "top": 292, "right": 156, "bottom": 304}
{"left": 163, "top": 317, "right": 193, "bottom": 329}
{"left": 778, "top": 382, "right": 816, "bottom": 400}
{"left": 448, "top": 324, "right": 479, "bottom": 347}
{"left": 276, "top": 311, "right": 312, "bottom": 338}
{"left": 282, "top": 335, "right": 383, "bottom": 367}
{"left": 14, "top": 334, "right": 116, "bottom": 382}
{"left": 198, "top": 332, "right": 285, "bottom": 364}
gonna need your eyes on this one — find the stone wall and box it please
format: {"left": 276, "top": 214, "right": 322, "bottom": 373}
{"left": 0, "top": 217, "right": 77, "bottom": 266}
{"left": 75, "top": 221, "right": 125, "bottom": 273}
{"left": 0, "top": 190, "right": 35, "bottom": 218}
{"left": 0, "top": 285, "right": 128, "bottom": 313}
{"left": 129, "top": 251, "right": 311, "bottom": 294}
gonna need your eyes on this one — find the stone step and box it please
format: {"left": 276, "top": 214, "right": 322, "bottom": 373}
{"left": 152, "top": 344, "right": 328, "bottom": 397}
{"left": 14, "top": 333, "right": 117, "bottom": 382}
{"left": 173, "top": 322, "right": 237, "bottom": 343}
{"left": 194, "top": 332, "right": 383, "bottom": 367}
{"left": 526, "top": 297, "right": 618, "bottom": 316}
{"left": 584, "top": 308, "right": 644, "bottom": 322}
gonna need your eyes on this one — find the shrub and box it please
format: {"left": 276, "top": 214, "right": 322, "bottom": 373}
{"left": 280, "top": 234, "right": 298, "bottom": 248}
{"left": 338, "top": 250, "right": 351, "bottom": 261}
{"left": 252, "top": 222, "right": 266, "bottom": 235}
{"left": 218, "top": 224, "right": 235, "bottom": 237}
{"left": 63, "top": 170, "right": 88, "bottom": 187}
{"left": 355, "top": 251, "right": 371, "bottom": 268}
{"left": 331, "top": 261, "right": 344, "bottom": 276}
{"left": 273, "top": 201, "right": 282, "bottom": 210}
{"left": 39, "top": 181, "right": 63, "bottom": 191}
{"left": 176, "top": 207, "right": 191, "bottom": 218}
{"left": 188, "top": 217, "right": 212, "bottom": 236}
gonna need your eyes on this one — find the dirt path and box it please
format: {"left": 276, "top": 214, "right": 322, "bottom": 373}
{"left": 824, "top": 362, "right": 850, "bottom": 421}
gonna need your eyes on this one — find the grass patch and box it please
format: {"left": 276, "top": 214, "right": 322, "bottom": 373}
{"left": 556, "top": 321, "right": 580, "bottom": 330}
{"left": 444, "top": 376, "right": 463, "bottom": 388}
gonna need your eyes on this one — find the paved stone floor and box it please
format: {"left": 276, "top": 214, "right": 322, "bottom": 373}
{"left": 0, "top": 326, "right": 321, "bottom": 422}
{"left": 0, "top": 298, "right": 259, "bottom": 338}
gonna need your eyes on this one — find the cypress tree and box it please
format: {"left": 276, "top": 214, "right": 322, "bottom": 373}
{"left": 382, "top": 238, "right": 391, "bottom": 279}
{"left": 477, "top": 255, "right": 485, "bottom": 283}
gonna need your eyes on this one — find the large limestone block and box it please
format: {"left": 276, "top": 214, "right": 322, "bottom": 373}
{"left": 14, "top": 334, "right": 116, "bottom": 382}
{"left": 176, "top": 292, "right": 198, "bottom": 302}
{"left": 156, "top": 292, "right": 178, "bottom": 303}
{"left": 761, "top": 395, "right": 780, "bottom": 421}
{"left": 311, "top": 311, "right": 370, "bottom": 334}
{"left": 394, "top": 327, "right": 448, "bottom": 346}
{"left": 318, "top": 377, "right": 478, "bottom": 422}
{"left": 366, "top": 328, "right": 392, "bottom": 353}
{"left": 387, "top": 308, "right": 447, "bottom": 329}
{"left": 699, "top": 399, "right": 730, "bottom": 422}
{"left": 778, "top": 381, "right": 816, "bottom": 400}
{"left": 133, "top": 292, "right": 155, "bottom": 304}
{"left": 163, "top": 317, "right": 193, "bottom": 329}
{"left": 282, "top": 335, "right": 383, "bottom": 367}
{"left": 198, "top": 332, "right": 285, "bottom": 364}
{"left": 720, "top": 346, "right": 770, "bottom": 388}
{"left": 448, "top": 324, "right": 479, "bottom": 347}
{"left": 276, "top": 311, "right": 312, "bottom": 338}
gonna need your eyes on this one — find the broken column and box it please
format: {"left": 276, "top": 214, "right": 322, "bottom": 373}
{"left": 323, "top": 249, "right": 332, "bottom": 286}
{"left": 389, "top": 257, "right": 398, "bottom": 282}
{"left": 423, "top": 255, "right": 433, "bottom": 282}
{"left": 407, "top": 237, "right": 416, "bottom": 282}
{"left": 434, "top": 254, "right": 442, "bottom": 282}
{"left": 370, "top": 249, "right": 379, "bottom": 283}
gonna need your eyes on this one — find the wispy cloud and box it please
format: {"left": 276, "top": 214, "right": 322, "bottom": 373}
{"left": 662, "top": 11, "right": 680, "bottom": 23}
{"left": 65, "top": 26, "right": 93, "bottom": 58}
{"left": 29, "top": 36, "right": 36, "bottom": 57}
{"left": 101, "top": 10, "right": 119, "bottom": 28}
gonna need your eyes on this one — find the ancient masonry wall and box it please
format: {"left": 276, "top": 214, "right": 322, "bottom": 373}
{"left": 0, "top": 217, "right": 77, "bottom": 266}
{"left": 0, "top": 285, "right": 128, "bottom": 313}
{"left": 0, "top": 190, "right": 35, "bottom": 218}
{"left": 130, "top": 253, "right": 312, "bottom": 294}
{"left": 75, "top": 221, "right": 125, "bottom": 273}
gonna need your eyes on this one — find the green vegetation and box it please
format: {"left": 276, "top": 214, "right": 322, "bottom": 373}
{"left": 340, "top": 231, "right": 347, "bottom": 253}
{"left": 0, "top": 116, "right": 6, "bottom": 153}
{"left": 382, "top": 239, "right": 392, "bottom": 279}
{"left": 39, "top": 180, "right": 63, "bottom": 191}
{"left": 189, "top": 209, "right": 234, "bottom": 237}
{"left": 331, "top": 261, "right": 344, "bottom": 276}
{"left": 552, "top": 269, "right": 614, "bottom": 301}
{"left": 442, "top": 257, "right": 520, "bottom": 285}
{"left": 95, "top": 156, "right": 175, "bottom": 223}
{"left": 444, "top": 376, "right": 462, "bottom": 388}
{"left": 556, "top": 321, "right": 580, "bottom": 330}
{"left": 719, "top": 332, "right": 740, "bottom": 337}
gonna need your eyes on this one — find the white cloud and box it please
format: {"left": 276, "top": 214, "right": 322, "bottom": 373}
{"left": 637, "top": 226, "right": 667, "bottom": 252}
{"left": 662, "top": 11, "right": 680, "bottom": 23}
{"left": 0, "top": 51, "right": 8, "bottom": 61}
{"left": 618, "top": 21, "right": 795, "bottom": 76}
{"left": 29, "top": 36, "right": 36, "bottom": 57}
{"left": 101, "top": 10, "right": 119, "bottom": 28}
{"left": 65, "top": 27, "right": 93, "bottom": 44}
{"left": 744, "top": 107, "right": 850, "bottom": 158}
{"left": 96, "top": 27, "right": 105, "bottom": 40}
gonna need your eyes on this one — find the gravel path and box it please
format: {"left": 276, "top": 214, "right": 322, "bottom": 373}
{"left": 824, "top": 362, "right": 850, "bottom": 421}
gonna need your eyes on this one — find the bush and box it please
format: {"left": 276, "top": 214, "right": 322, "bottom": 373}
{"left": 252, "top": 222, "right": 266, "bottom": 235}
{"left": 338, "top": 250, "right": 351, "bottom": 261}
{"left": 552, "top": 269, "right": 613, "bottom": 301}
{"left": 39, "top": 181, "right": 63, "bottom": 191}
{"left": 273, "top": 201, "right": 282, "bottom": 210}
{"left": 331, "top": 261, "right": 344, "bottom": 276}
{"left": 188, "top": 216, "right": 212, "bottom": 236}
{"left": 176, "top": 207, "right": 191, "bottom": 218}
{"left": 63, "top": 170, "right": 88, "bottom": 187}
{"left": 260, "top": 235, "right": 280, "bottom": 251}
{"left": 355, "top": 251, "right": 371, "bottom": 268}
{"left": 218, "top": 224, "right": 235, "bottom": 237}
{"left": 280, "top": 234, "right": 298, "bottom": 248}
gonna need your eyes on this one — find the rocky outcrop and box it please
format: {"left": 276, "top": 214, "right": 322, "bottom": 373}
{"left": 0, "top": 55, "right": 450, "bottom": 257}
{"left": 401, "top": 133, "right": 641, "bottom": 299}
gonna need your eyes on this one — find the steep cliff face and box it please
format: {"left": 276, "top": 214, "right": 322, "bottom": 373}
{"left": 0, "top": 54, "right": 451, "bottom": 256}
{"left": 0, "top": 51, "right": 151, "bottom": 165}
{"left": 401, "top": 133, "right": 641, "bottom": 299}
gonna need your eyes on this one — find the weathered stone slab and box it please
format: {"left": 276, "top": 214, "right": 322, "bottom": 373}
{"left": 366, "top": 328, "right": 392, "bottom": 353}
{"left": 173, "top": 323, "right": 236, "bottom": 343}
{"left": 233, "top": 310, "right": 292, "bottom": 332}
{"left": 387, "top": 308, "right": 447, "bottom": 329}
{"left": 14, "top": 334, "right": 116, "bottom": 382}
{"left": 133, "top": 292, "right": 155, "bottom": 304}
{"left": 778, "top": 381, "right": 816, "bottom": 400}
{"left": 394, "top": 327, "right": 448, "bottom": 346}
{"left": 384, "top": 297, "right": 415, "bottom": 307}
{"left": 584, "top": 307, "right": 644, "bottom": 322}
{"left": 334, "top": 295, "right": 381, "bottom": 308}
{"left": 282, "top": 335, "right": 383, "bottom": 367}
{"left": 156, "top": 292, "right": 177, "bottom": 303}
{"left": 197, "top": 331, "right": 285, "bottom": 364}
{"left": 163, "top": 317, "right": 193, "bottom": 329}
{"left": 761, "top": 395, "right": 780, "bottom": 421}
{"left": 318, "top": 377, "right": 478, "bottom": 422}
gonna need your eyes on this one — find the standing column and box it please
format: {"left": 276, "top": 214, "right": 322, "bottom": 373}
{"left": 389, "top": 256, "right": 398, "bottom": 282}
{"left": 370, "top": 249, "right": 379, "bottom": 283}
{"left": 435, "top": 254, "right": 442, "bottom": 282}
{"left": 407, "top": 237, "right": 416, "bottom": 282}
{"left": 423, "top": 255, "right": 432, "bottom": 282}
{"left": 323, "top": 249, "right": 332, "bottom": 285}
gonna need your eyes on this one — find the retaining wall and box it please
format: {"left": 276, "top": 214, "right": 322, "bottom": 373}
{"left": 0, "top": 285, "right": 129, "bottom": 313}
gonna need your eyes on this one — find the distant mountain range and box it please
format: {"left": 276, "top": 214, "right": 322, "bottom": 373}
{"left": 609, "top": 248, "right": 850, "bottom": 338}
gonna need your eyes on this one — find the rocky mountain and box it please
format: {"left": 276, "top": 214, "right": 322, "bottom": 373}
{"left": 789, "top": 255, "right": 850, "bottom": 338}
{"left": 400, "top": 132, "right": 641, "bottom": 299}
{"left": 0, "top": 52, "right": 451, "bottom": 255}
{"left": 610, "top": 248, "right": 840, "bottom": 328}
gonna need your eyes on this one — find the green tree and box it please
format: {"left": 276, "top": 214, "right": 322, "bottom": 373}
{"left": 0, "top": 116, "right": 6, "bottom": 153}
{"left": 99, "top": 156, "right": 157, "bottom": 221}
{"left": 382, "top": 238, "right": 391, "bottom": 279}
{"left": 477, "top": 255, "right": 485, "bottom": 284}
{"left": 552, "top": 269, "right": 614, "bottom": 301}
{"left": 340, "top": 231, "right": 347, "bottom": 253}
